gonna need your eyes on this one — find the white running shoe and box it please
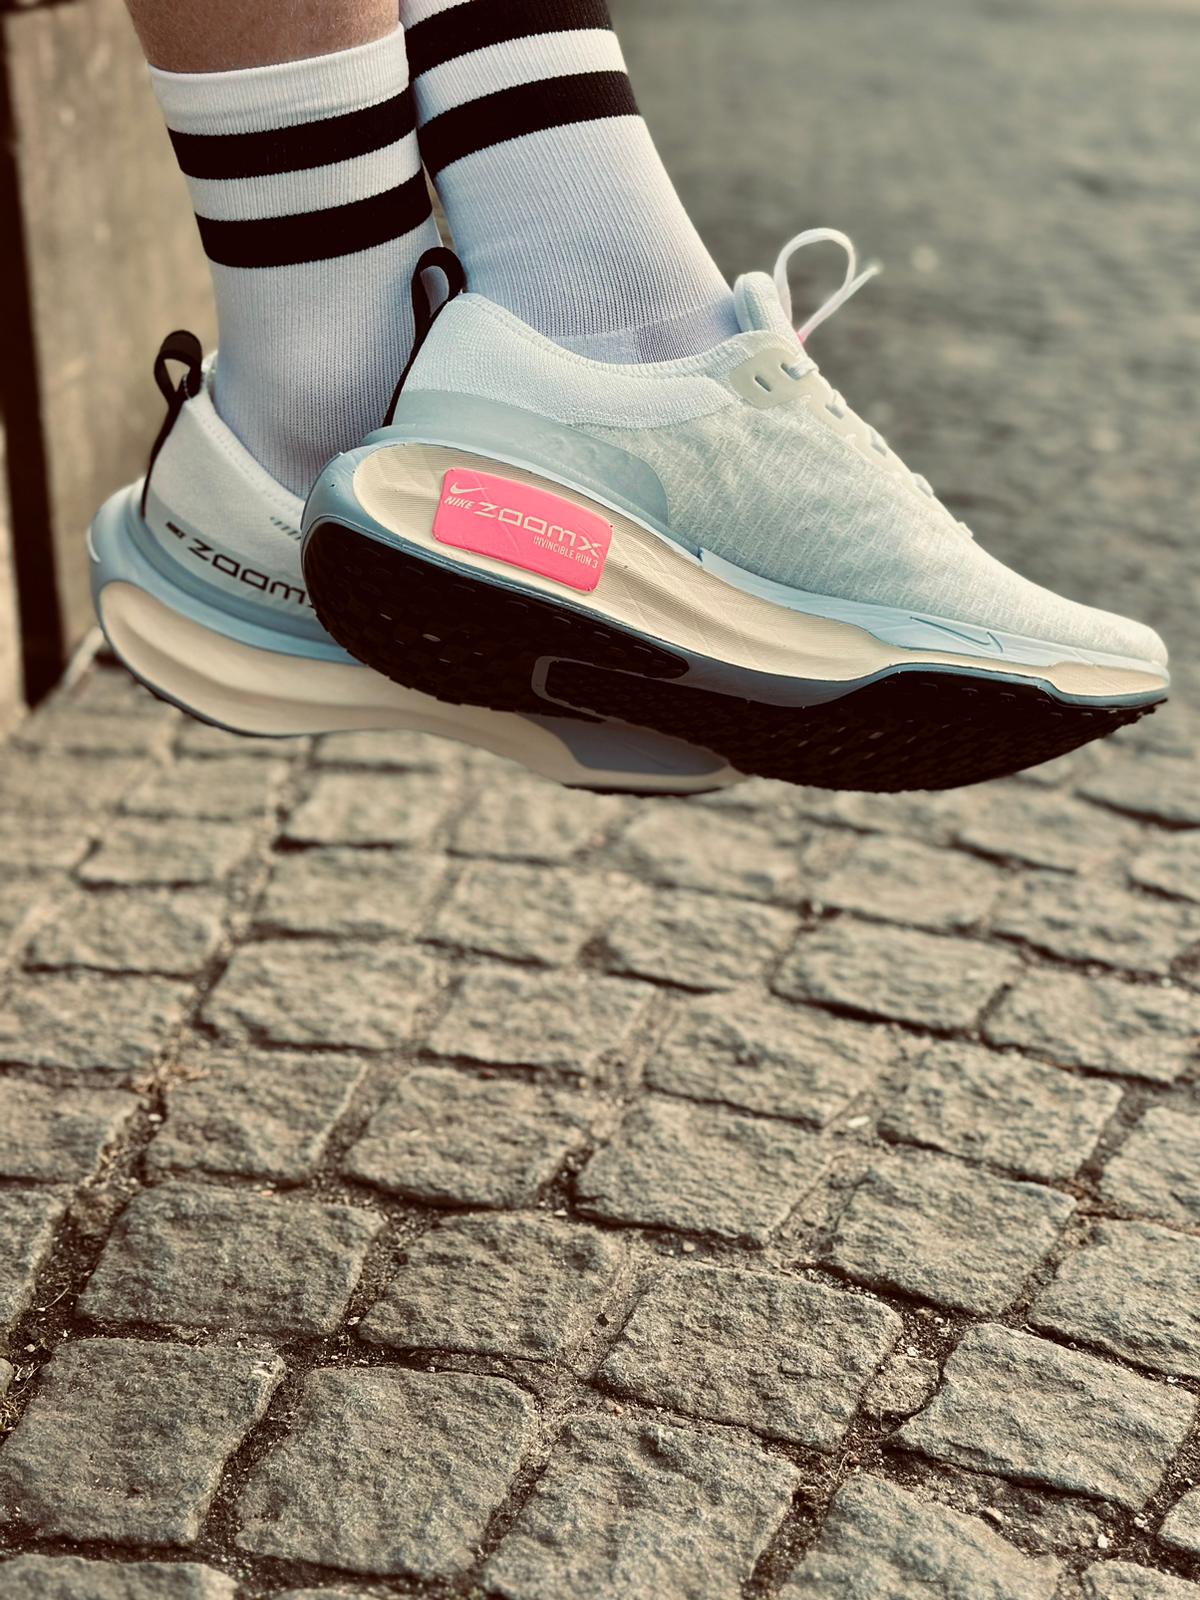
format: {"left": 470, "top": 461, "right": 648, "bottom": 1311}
{"left": 300, "top": 238, "right": 1169, "bottom": 791}
{"left": 87, "top": 332, "right": 737, "bottom": 794}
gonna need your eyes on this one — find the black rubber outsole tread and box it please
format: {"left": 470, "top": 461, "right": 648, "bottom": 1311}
{"left": 303, "top": 521, "right": 1157, "bottom": 793}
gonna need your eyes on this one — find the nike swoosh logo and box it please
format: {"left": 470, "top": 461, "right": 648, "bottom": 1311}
{"left": 449, "top": 482, "right": 486, "bottom": 496}
{"left": 917, "top": 618, "right": 1006, "bottom": 656}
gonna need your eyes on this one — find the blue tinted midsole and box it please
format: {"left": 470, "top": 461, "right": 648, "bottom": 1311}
{"left": 91, "top": 486, "right": 355, "bottom": 664}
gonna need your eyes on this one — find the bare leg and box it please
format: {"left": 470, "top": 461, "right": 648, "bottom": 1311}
{"left": 124, "top": 0, "right": 396, "bottom": 74}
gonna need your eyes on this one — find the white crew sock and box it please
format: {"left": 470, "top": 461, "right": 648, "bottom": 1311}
{"left": 399, "top": 0, "right": 739, "bottom": 363}
{"left": 150, "top": 29, "right": 439, "bottom": 496}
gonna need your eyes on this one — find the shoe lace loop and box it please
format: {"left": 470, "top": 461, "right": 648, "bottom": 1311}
{"left": 773, "top": 227, "right": 881, "bottom": 344}
{"left": 772, "top": 229, "right": 955, "bottom": 519}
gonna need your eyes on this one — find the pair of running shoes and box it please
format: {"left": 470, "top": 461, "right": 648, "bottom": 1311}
{"left": 89, "top": 230, "right": 1169, "bottom": 795}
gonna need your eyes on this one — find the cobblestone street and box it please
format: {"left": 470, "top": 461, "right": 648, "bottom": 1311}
{"left": 1, "top": 0, "right": 1198, "bottom": 1595}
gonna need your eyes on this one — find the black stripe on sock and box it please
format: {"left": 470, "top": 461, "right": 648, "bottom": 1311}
{"left": 421, "top": 69, "right": 637, "bottom": 177}
{"left": 195, "top": 172, "right": 432, "bottom": 268}
{"left": 169, "top": 87, "right": 417, "bottom": 180}
{"left": 407, "top": 0, "right": 615, "bottom": 79}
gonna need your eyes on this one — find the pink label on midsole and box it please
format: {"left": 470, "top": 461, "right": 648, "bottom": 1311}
{"left": 432, "top": 469, "right": 612, "bottom": 593}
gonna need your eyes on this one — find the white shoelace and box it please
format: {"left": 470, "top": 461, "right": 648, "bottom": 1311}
{"left": 773, "top": 228, "right": 939, "bottom": 502}
{"left": 772, "top": 226, "right": 880, "bottom": 343}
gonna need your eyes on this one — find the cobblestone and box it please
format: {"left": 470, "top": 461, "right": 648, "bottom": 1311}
{"left": 600, "top": 889, "right": 796, "bottom": 990}
{"left": 1130, "top": 831, "right": 1200, "bottom": 903}
{"left": 236, "top": 1367, "right": 535, "bottom": 1577}
{"left": 1081, "top": 754, "right": 1200, "bottom": 828}
{"left": 1160, "top": 1488, "right": 1200, "bottom": 1559}
{"left": 781, "top": 1474, "right": 1061, "bottom": 1599}
{"left": 362, "top": 1212, "right": 626, "bottom": 1360}
{"left": 256, "top": 847, "right": 446, "bottom": 939}
{"left": 823, "top": 1152, "right": 1074, "bottom": 1314}
{"left": 79, "top": 819, "right": 258, "bottom": 887}
{"left": 991, "top": 873, "right": 1200, "bottom": 974}
{"left": 203, "top": 940, "right": 436, "bottom": 1048}
{"left": 0, "top": 1078, "right": 136, "bottom": 1181}
{"left": 60, "top": 670, "right": 154, "bottom": 717}
{"left": 0, "top": 1338, "right": 282, "bottom": 1543}
{"left": 0, "top": 877, "right": 60, "bottom": 961}
{"left": 122, "top": 757, "right": 286, "bottom": 821}
{"left": 146, "top": 1049, "right": 365, "bottom": 1181}
{"left": 880, "top": 1040, "right": 1121, "bottom": 1181}
{"left": 984, "top": 972, "right": 1198, "bottom": 1081}
{"left": 1031, "top": 1220, "right": 1200, "bottom": 1379}
{"left": 274, "top": 1591, "right": 372, "bottom": 1600}
{"left": 866, "top": 1354, "right": 941, "bottom": 1419}
{"left": 79, "top": 1184, "right": 381, "bottom": 1337}
{"left": 776, "top": 922, "right": 1019, "bottom": 1030}
{"left": 1100, "top": 1113, "right": 1200, "bottom": 1228}
{"left": 0, "top": 1555, "right": 237, "bottom": 1598}
{"left": 793, "top": 788, "right": 970, "bottom": 840}
{"left": 26, "top": 890, "right": 227, "bottom": 976}
{"left": 282, "top": 770, "right": 457, "bottom": 846}
{"left": 343, "top": 1067, "right": 599, "bottom": 1206}
{"left": 577, "top": 1096, "right": 827, "bottom": 1243}
{"left": 312, "top": 727, "right": 462, "bottom": 770}
{"left": 430, "top": 861, "right": 617, "bottom": 964}
{"left": 951, "top": 787, "right": 1139, "bottom": 874}
{"left": 0, "top": 1189, "right": 68, "bottom": 1327}
{"left": 426, "top": 965, "right": 651, "bottom": 1077}
{"left": 451, "top": 772, "right": 623, "bottom": 861}
{"left": 599, "top": 1262, "right": 899, "bottom": 1448}
{"left": 819, "top": 835, "right": 1006, "bottom": 932}
{"left": 274, "top": 1592, "right": 372, "bottom": 1600}
{"left": 609, "top": 803, "right": 810, "bottom": 901}
{"left": 1080, "top": 1565, "right": 1200, "bottom": 1600}
{"left": 0, "top": 817, "right": 92, "bottom": 875}
{"left": 899, "top": 1323, "right": 1196, "bottom": 1508}
{"left": 486, "top": 1414, "right": 797, "bottom": 1600}
{"left": 0, "top": 751, "right": 137, "bottom": 817}
{"left": 0, "top": 971, "right": 193, "bottom": 1074}
{"left": 646, "top": 992, "right": 898, "bottom": 1125}
{"left": 13, "top": 704, "right": 174, "bottom": 759}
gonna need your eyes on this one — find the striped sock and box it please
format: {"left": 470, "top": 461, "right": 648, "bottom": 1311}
{"left": 150, "top": 29, "right": 439, "bottom": 496}
{"left": 400, "top": 0, "right": 738, "bottom": 363}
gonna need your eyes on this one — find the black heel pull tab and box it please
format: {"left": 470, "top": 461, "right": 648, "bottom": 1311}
{"left": 384, "top": 247, "right": 467, "bottom": 425}
{"left": 141, "top": 329, "right": 204, "bottom": 516}
{"left": 153, "top": 329, "right": 204, "bottom": 407}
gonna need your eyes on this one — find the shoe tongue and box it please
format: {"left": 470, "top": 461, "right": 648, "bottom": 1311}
{"left": 733, "top": 271, "right": 796, "bottom": 338}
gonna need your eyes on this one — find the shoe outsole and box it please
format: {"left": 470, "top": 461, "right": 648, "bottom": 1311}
{"left": 303, "top": 520, "right": 1160, "bottom": 793}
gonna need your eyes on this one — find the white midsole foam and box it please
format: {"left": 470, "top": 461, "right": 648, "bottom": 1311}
{"left": 94, "top": 580, "right": 737, "bottom": 792}
{"left": 352, "top": 444, "right": 1168, "bottom": 705}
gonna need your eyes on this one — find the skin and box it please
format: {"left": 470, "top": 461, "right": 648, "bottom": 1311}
{"left": 123, "top": 0, "right": 398, "bottom": 73}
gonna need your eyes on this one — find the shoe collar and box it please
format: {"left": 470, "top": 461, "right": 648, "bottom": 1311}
{"left": 435, "top": 228, "right": 877, "bottom": 381}
{"left": 732, "top": 272, "right": 797, "bottom": 341}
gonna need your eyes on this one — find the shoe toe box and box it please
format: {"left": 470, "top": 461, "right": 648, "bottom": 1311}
{"left": 958, "top": 544, "right": 1167, "bottom": 674}
{"left": 1080, "top": 605, "right": 1168, "bottom": 671}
